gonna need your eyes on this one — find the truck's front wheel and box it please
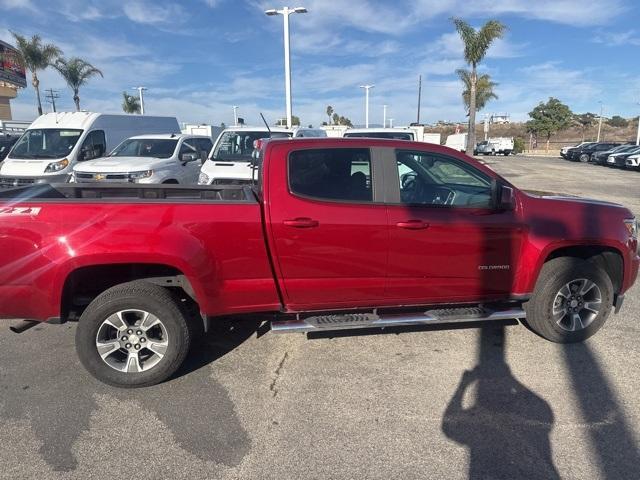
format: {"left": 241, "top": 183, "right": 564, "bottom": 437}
{"left": 76, "top": 281, "right": 191, "bottom": 388}
{"left": 525, "top": 257, "right": 613, "bottom": 343}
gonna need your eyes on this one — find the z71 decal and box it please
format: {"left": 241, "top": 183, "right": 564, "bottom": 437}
{"left": 0, "top": 206, "right": 42, "bottom": 216}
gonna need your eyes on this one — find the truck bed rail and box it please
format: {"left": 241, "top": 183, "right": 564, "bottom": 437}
{"left": 0, "top": 183, "right": 255, "bottom": 203}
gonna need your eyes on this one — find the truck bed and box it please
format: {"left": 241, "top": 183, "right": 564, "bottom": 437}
{"left": 0, "top": 183, "right": 254, "bottom": 203}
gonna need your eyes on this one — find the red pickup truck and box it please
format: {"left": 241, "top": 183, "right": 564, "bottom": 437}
{"left": 0, "top": 138, "right": 638, "bottom": 387}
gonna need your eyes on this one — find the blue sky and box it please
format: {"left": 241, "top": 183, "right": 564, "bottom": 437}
{"left": 2, "top": 0, "right": 640, "bottom": 127}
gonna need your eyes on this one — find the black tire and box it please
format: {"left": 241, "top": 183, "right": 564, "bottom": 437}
{"left": 579, "top": 153, "right": 590, "bottom": 163}
{"left": 524, "top": 257, "right": 613, "bottom": 343}
{"left": 76, "top": 281, "right": 192, "bottom": 388}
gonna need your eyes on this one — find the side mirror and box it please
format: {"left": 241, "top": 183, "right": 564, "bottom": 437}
{"left": 497, "top": 184, "right": 516, "bottom": 210}
{"left": 180, "top": 152, "right": 198, "bottom": 163}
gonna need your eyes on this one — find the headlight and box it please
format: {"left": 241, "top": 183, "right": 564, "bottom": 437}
{"left": 198, "top": 172, "right": 210, "bottom": 184}
{"left": 129, "top": 170, "right": 153, "bottom": 180}
{"left": 44, "top": 158, "right": 69, "bottom": 173}
{"left": 624, "top": 218, "right": 638, "bottom": 239}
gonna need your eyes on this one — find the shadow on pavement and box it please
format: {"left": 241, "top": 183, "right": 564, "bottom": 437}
{"left": 0, "top": 317, "right": 261, "bottom": 472}
{"left": 442, "top": 325, "right": 560, "bottom": 479}
{"left": 562, "top": 342, "right": 640, "bottom": 479}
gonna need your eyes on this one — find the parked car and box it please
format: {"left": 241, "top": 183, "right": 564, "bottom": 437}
{"left": 0, "top": 135, "right": 19, "bottom": 161}
{"left": 0, "top": 112, "right": 181, "bottom": 188}
{"left": 72, "top": 134, "right": 213, "bottom": 184}
{"left": 607, "top": 146, "right": 640, "bottom": 168}
{"left": 474, "top": 137, "right": 514, "bottom": 156}
{"left": 0, "top": 137, "right": 637, "bottom": 387}
{"left": 625, "top": 151, "right": 640, "bottom": 170}
{"left": 560, "top": 142, "right": 592, "bottom": 159}
{"left": 566, "top": 142, "right": 620, "bottom": 162}
{"left": 590, "top": 144, "right": 637, "bottom": 165}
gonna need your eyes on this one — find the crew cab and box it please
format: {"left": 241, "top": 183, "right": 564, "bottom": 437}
{"left": 72, "top": 134, "right": 212, "bottom": 184}
{"left": 0, "top": 138, "right": 637, "bottom": 387}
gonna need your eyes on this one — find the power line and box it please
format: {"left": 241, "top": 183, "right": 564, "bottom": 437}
{"left": 44, "top": 89, "right": 60, "bottom": 112}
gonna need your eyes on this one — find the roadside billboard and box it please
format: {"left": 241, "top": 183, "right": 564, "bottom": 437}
{"left": 0, "top": 40, "right": 27, "bottom": 88}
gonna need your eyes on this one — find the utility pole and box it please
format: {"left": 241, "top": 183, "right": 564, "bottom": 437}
{"left": 233, "top": 105, "right": 239, "bottom": 126}
{"left": 389, "top": 118, "right": 394, "bottom": 128}
{"left": 133, "top": 87, "right": 147, "bottom": 115}
{"left": 636, "top": 102, "right": 640, "bottom": 146}
{"left": 597, "top": 101, "right": 603, "bottom": 141}
{"left": 416, "top": 74, "right": 422, "bottom": 124}
{"left": 265, "top": 6, "right": 307, "bottom": 129}
{"left": 359, "top": 84, "right": 374, "bottom": 128}
{"left": 44, "top": 89, "right": 59, "bottom": 112}
{"left": 383, "top": 104, "right": 387, "bottom": 128}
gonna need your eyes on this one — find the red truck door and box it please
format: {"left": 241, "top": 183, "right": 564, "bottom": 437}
{"left": 266, "top": 144, "right": 388, "bottom": 310}
{"left": 384, "top": 149, "right": 522, "bottom": 303}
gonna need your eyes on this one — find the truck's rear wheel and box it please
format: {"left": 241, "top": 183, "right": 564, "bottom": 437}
{"left": 76, "top": 281, "right": 191, "bottom": 388}
{"left": 524, "top": 257, "right": 613, "bottom": 343}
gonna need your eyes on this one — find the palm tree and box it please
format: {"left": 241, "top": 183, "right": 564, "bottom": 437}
{"left": 122, "top": 91, "right": 141, "bottom": 114}
{"left": 53, "top": 57, "right": 103, "bottom": 111}
{"left": 456, "top": 69, "right": 498, "bottom": 115}
{"left": 10, "top": 32, "right": 62, "bottom": 116}
{"left": 452, "top": 18, "right": 506, "bottom": 154}
{"left": 326, "top": 105, "right": 334, "bottom": 124}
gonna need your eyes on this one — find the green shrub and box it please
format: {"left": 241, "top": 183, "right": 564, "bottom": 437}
{"left": 513, "top": 137, "right": 525, "bottom": 154}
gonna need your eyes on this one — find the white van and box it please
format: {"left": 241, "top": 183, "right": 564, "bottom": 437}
{"left": 72, "top": 134, "right": 213, "bottom": 185}
{"left": 344, "top": 127, "right": 440, "bottom": 144}
{"left": 0, "top": 112, "right": 180, "bottom": 188}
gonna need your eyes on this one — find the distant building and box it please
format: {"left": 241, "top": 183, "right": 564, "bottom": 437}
{"left": 490, "top": 113, "right": 510, "bottom": 124}
{"left": 0, "top": 40, "right": 27, "bottom": 120}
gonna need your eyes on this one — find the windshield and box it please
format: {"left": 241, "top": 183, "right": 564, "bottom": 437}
{"left": 344, "top": 131, "right": 414, "bottom": 140}
{"left": 213, "top": 131, "right": 292, "bottom": 161}
{"left": 9, "top": 129, "right": 82, "bottom": 159}
{"left": 110, "top": 139, "right": 178, "bottom": 158}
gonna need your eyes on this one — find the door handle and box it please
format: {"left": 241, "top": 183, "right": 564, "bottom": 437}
{"left": 283, "top": 217, "right": 319, "bottom": 228}
{"left": 396, "top": 220, "right": 429, "bottom": 230}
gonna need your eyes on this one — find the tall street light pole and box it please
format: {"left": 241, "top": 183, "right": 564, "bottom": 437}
{"left": 636, "top": 102, "right": 640, "bottom": 146}
{"left": 597, "top": 101, "right": 603, "bottom": 142}
{"left": 133, "top": 86, "right": 147, "bottom": 115}
{"left": 265, "top": 6, "right": 307, "bottom": 129}
{"left": 233, "top": 105, "right": 239, "bottom": 126}
{"left": 360, "top": 84, "right": 374, "bottom": 128}
{"left": 383, "top": 104, "right": 387, "bottom": 128}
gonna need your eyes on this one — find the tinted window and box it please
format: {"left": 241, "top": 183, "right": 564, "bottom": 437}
{"left": 396, "top": 150, "right": 492, "bottom": 207}
{"left": 289, "top": 148, "right": 372, "bottom": 202}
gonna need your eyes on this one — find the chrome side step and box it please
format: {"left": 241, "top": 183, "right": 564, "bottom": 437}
{"left": 270, "top": 307, "right": 526, "bottom": 334}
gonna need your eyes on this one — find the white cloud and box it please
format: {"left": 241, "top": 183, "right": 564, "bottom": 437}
{"left": 593, "top": 29, "right": 640, "bottom": 46}
{"left": 123, "top": 1, "right": 186, "bottom": 25}
{"left": 0, "top": 0, "right": 35, "bottom": 10}
{"left": 411, "top": 0, "right": 625, "bottom": 27}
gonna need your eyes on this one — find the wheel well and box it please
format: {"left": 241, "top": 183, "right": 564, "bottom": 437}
{"left": 61, "top": 263, "right": 198, "bottom": 321}
{"left": 546, "top": 246, "right": 623, "bottom": 293}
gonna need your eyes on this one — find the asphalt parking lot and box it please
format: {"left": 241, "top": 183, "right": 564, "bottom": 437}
{"left": 1, "top": 155, "right": 639, "bottom": 480}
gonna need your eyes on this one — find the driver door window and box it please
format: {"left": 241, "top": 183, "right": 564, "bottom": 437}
{"left": 80, "top": 130, "right": 106, "bottom": 161}
{"left": 396, "top": 151, "right": 492, "bottom": 208}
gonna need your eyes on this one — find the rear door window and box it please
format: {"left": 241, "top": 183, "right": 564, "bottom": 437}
{"left": 289, "top": 148, "right": 372, "bottom": 202}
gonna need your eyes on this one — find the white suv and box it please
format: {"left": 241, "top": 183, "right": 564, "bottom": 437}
{"left": 72, "top": 134, "right": 212, "bottom": 184}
